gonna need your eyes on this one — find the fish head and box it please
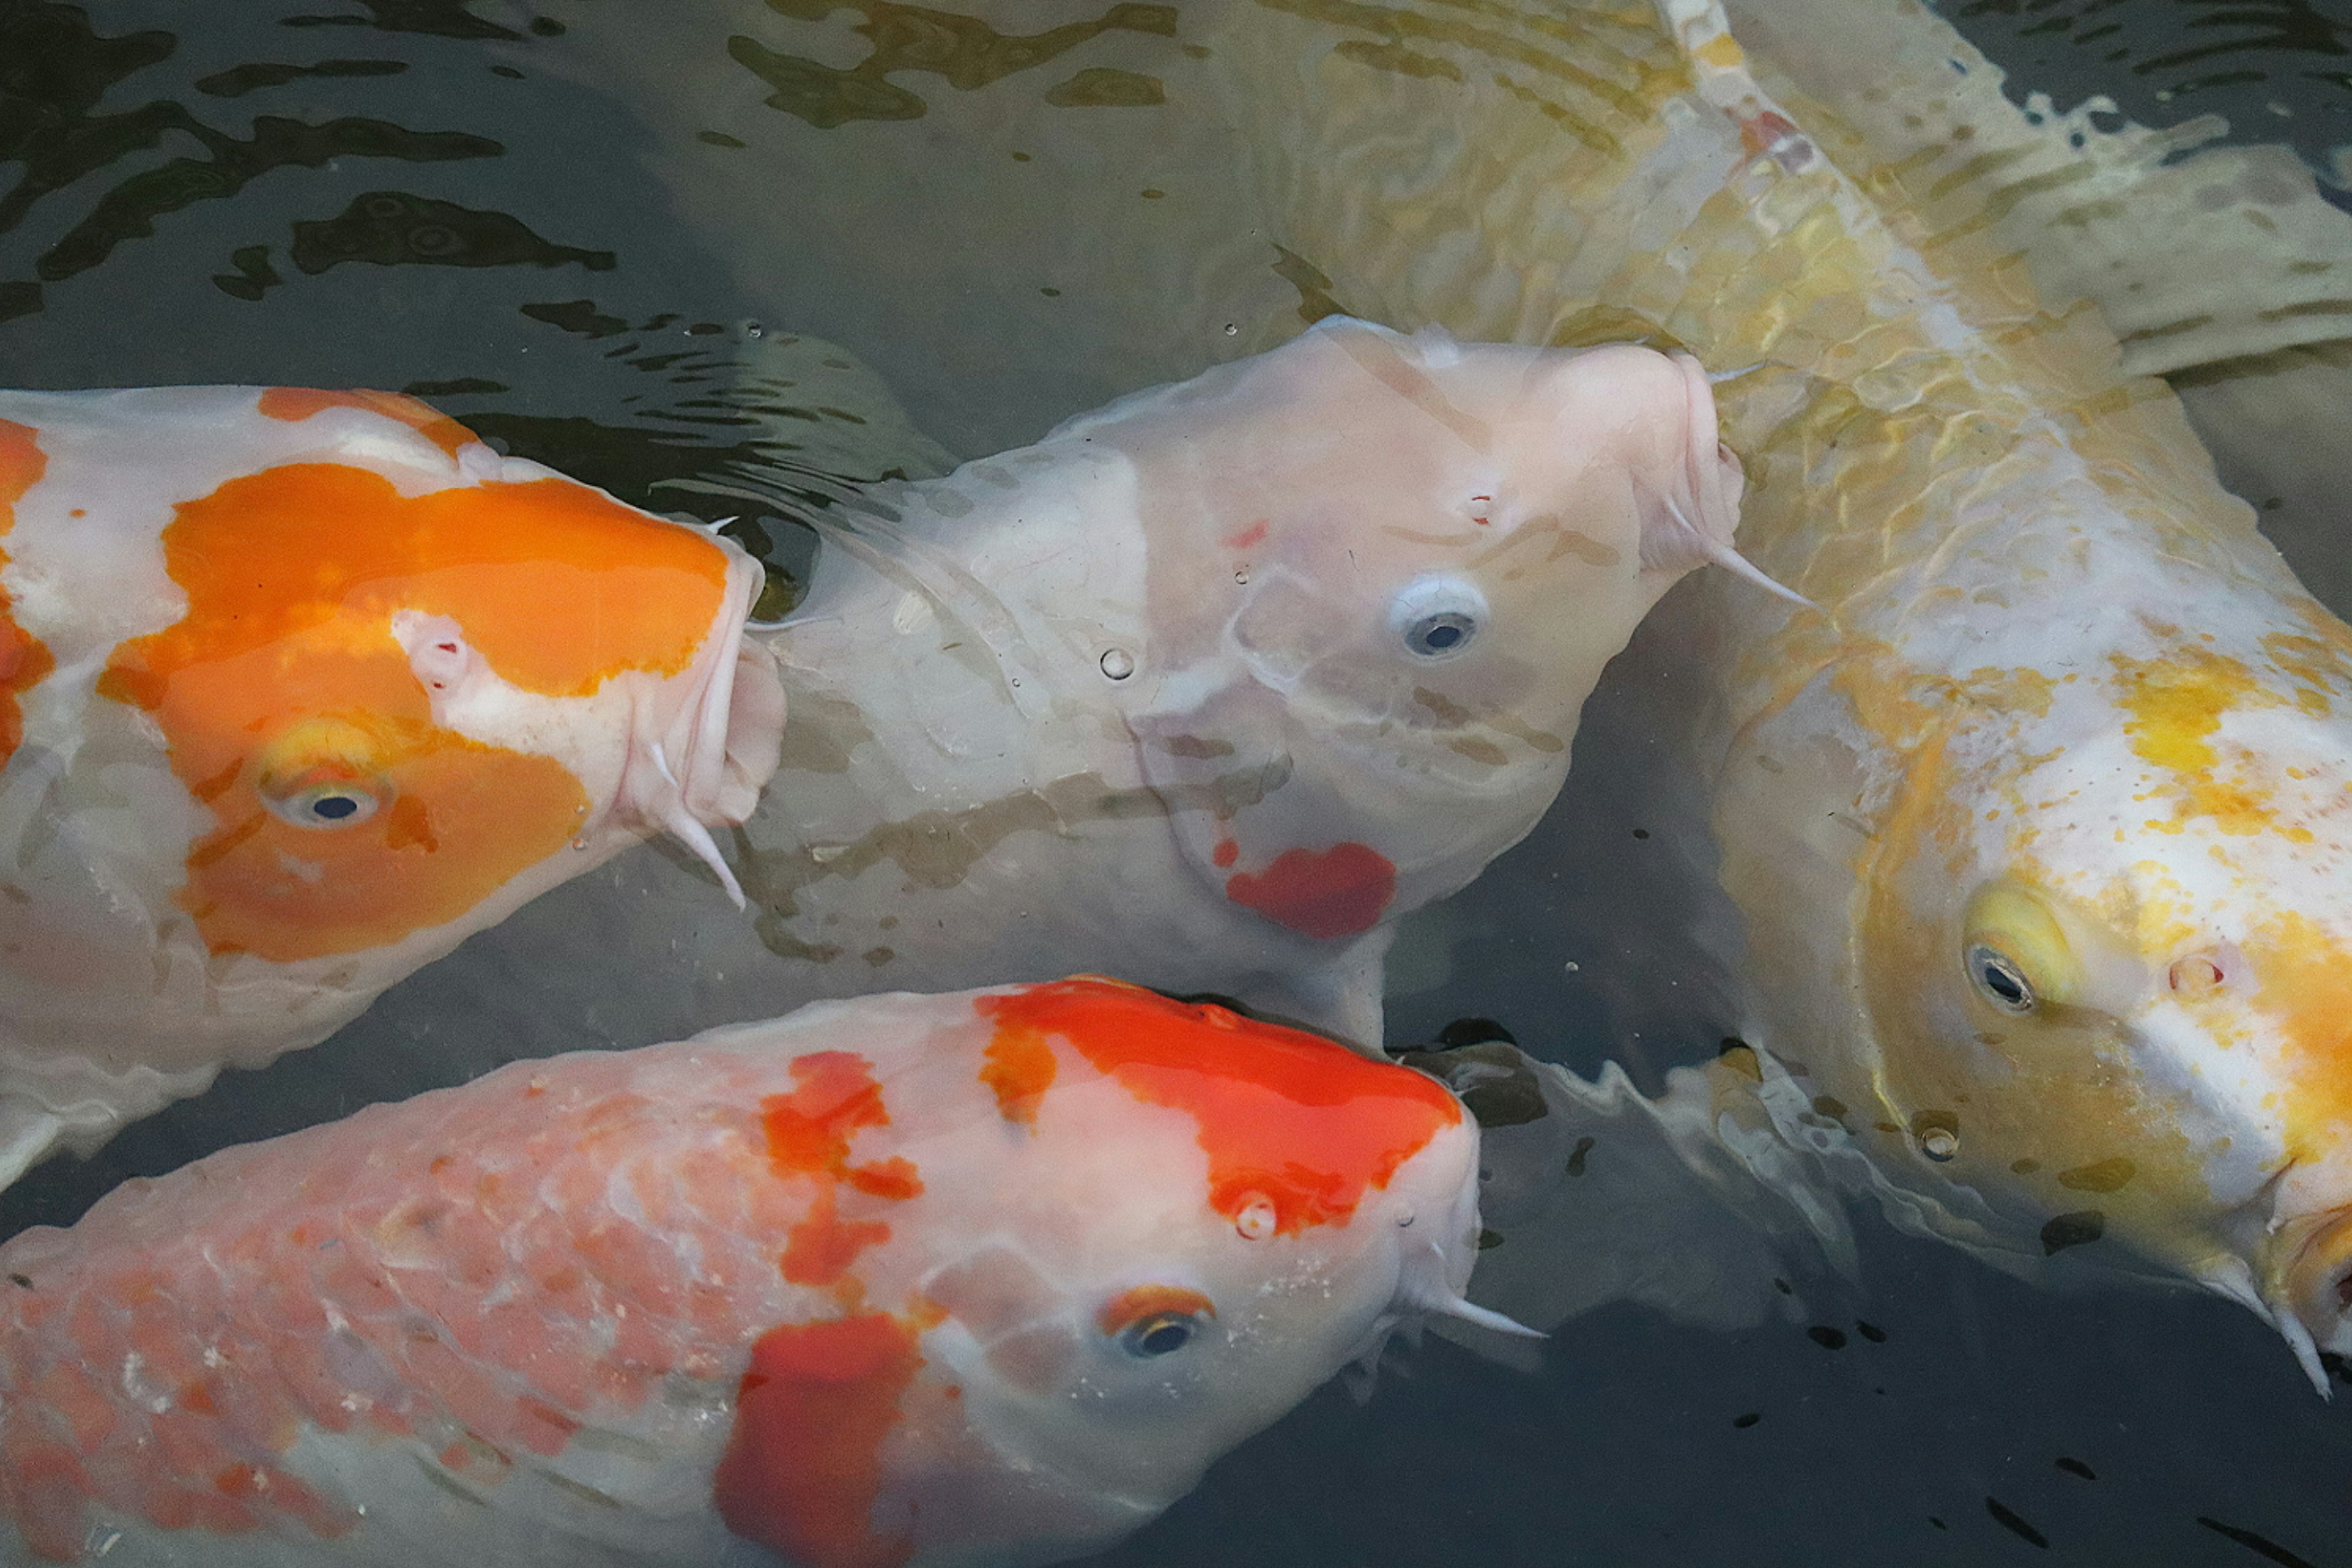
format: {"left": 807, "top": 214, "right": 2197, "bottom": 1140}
{"left": 1112, "top": 318, "right": 1750, "bottom": 943}
{"left": 890, "top": 979, "right": 1499, "bottom": 1555}
{"left": 94, "top": 390, "right": 784, "bottom": 968}
{"left": 1845, "top": 610, "right": 2352, "bottom": 1386}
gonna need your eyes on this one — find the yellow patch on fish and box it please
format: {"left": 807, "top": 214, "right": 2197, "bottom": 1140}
{"left": 2242, "top": 911, "right": 2352, "bottom": 1166}
{"left": 2111, "top": 648, "right": 2310, "bottom": 842}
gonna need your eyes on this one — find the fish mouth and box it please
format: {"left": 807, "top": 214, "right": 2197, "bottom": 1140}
{"left": 2275, "top": 1204, "right": 2352, "bottom": 1380}
{"left": 616, "top": 545, "right": 786, "bottom": 903}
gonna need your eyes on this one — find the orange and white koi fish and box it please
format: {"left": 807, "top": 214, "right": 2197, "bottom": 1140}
{"left": 0, "top": 387, "right": 783, "bottom": 1188}
{"left": 0, "top": 977, "right": 1513, "bottom": 1567}
{"left": 445, "top": 315, "right": 1775, "bottom": 1060}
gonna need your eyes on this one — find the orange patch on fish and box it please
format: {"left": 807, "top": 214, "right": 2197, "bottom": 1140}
{"left": 91, "top": 461, "right": 733, "bottom": 961}
{"left": 979, "top": 1025, "right": 1057, "bottom": 1127}
{"left": 1224, "top": 841, "right": 1398, "bottom": 939}
{"left": 257, "top": 386, "right": 477, "bottom": 461}
{"left": 975, "top": 979, "right": 1460, "bottom": 1235}
{"left": 1096, "top": 1283, "right": 1216, "bottom": 1337}
{"left": 763, "top": 1053, "right": 924, "bottom": 1287}
{"left": 0, "top": 420, "right": 57, "bottom": 771}
{"left": 714, "top": 1313, "right": 922, "bottom": 1568}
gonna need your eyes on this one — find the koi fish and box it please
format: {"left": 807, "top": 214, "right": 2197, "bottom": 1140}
{"left": 358, "top": 313, "right": 1769, "bottom": 1078}
{"left": 0, "top": 976, "right": 1513, "bottom": 1567}
{"left": 1156, "top": 0, "right": 2352, "bottom": 1388}
{"left": 0, "top": 386, "right": 784, "bottom": 1189}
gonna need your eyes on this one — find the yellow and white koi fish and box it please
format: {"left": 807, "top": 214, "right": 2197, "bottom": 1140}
{"left": 0, "top": 386, "right": 783, "bottom": 1188}
{"left": 420, "top": 315, "right": 1766, "bottom": 1059}
{"left": 1144, "top": 0, "right": 2352, "bottom": 1387}
{"left": 0, "top": 976, "right": 1512, "bottom": 1567}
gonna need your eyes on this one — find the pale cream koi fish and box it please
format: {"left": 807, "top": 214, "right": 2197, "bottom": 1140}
{"left": 0, "top": 388, "right": 782, "bottom": 1189}
{"left": 1140, "top": 0, "right": 2352, "bottom": 1388}
{"left": 0, "top": 977, "right": 1513, "bottom": 1567}
{"left": 417, "top": 315, "right": 1770, "bottom": 1058}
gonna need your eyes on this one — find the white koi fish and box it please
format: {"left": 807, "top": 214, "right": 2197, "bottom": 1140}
{"left": 1144, "top": 0, "right": 2352, "bottom": 1388}
{"left": 0, "top": 387, "right": 783, "bottom": 1188}
{"left": 0, "top": 976, "right": 1510, "bottom": 1567}
{"left": 394, "top": 315, "right": 1767, "bottom": 1072}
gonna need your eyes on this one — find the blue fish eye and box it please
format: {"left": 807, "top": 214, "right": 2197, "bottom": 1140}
{"left": 1121, "top": 1313, "right": 1199, "bottom": 1359}
{"left": 1409, "top": 614, "right": 1475, "bottom": 656}
{"left": 1389, "top": 576, "right": 1488, "bottom": 661}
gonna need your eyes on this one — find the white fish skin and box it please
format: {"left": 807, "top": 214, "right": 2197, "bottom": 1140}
{"left": 0, "top": 977, "right": 1490, "bottom": 1568}
{"left": 428, "top": 315, "right": 1762, "bottom": 1054}
{"left": 0, "top": 388, "right": 783, "bottom": 1186}
{"left": 1152, "top": 0, "right": 2352, "bottom": 1385}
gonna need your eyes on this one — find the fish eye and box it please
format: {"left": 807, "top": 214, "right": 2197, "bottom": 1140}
{"left": 1097, "top": 1283, "right": 1216, "bottom": 1360}
{"left": 1967, "top": 943, "right": 2035, "bottom": 1012}
{"left": 1387, "top": 576, "right": 1487, "bottom": 661}
{"left": 1120, "top": 1313, "right": 1200, "bottom": 1359}
{"left": 263, "top": 778, "right": 386, "bottom": 831}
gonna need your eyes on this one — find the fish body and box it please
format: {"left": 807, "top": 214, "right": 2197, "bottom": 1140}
{"left": 0, "top": 977, "right": 1491, "bottom": 1567}
{"left": 440, "top": 315, "right": 1751, "bottom": 1054}
{"left": 1163, "top": 0, "right": 2352, "bottom": 1379}
{"left": 0, "top": 387, "right": 782, "bottom": 1185}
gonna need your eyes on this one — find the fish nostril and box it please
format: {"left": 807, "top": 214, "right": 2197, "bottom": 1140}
{"left": 2335, "top": 1270, "right": 2352, "bottom": 1314}
{"left": 2168, "top": 953, "right": 2225, "bottom": 995}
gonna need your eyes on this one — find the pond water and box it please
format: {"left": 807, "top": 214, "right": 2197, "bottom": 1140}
{"left": 3, "top": 0, "right": 2351, "bottom": 1562}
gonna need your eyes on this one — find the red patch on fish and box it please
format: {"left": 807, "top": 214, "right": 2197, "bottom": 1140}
{"left": 714, "top": 1313, "right": 922, "bottom": 1568}
{"left": 763, "top": 1052, "right": 923, "bottom": 1287}
{"left": 1223, "top": 519, "right": 1269, "bottom": 549}
{"left": 257, "top": 386, "right": 477, "bottom": 460}
{"left": 975, "top": 980, "right": 1459, "bottom": 1235}
{"left": 0, "top": 420, "right": 57, "bottom": 771}
{"left": 1211, "top": 835, "right": 1239, "bottom": 869}
{"left": 1224, "top": 842, "right": 1396, "bottom": 940}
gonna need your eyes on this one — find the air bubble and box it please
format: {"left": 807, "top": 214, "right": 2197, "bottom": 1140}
{"left": 1099, "top": 647, "right": 1135, "bottom": 680}
{"left": 1223, "top": 323, "right": 1238, "bottom": 336}
{"left": 1920, "top": 1127, "right": 1959, "bottom": 1162}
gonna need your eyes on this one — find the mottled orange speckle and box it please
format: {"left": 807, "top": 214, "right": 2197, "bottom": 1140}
{"left": 762, "top": 1054, "right": 922, "bottom": 1289}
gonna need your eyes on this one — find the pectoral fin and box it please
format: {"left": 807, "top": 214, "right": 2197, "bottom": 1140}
{"left": 0, "top": 1098, "right": 66, "bottom": 1193}
{"left": 1398, "top": 1043, "right": 1852, "bottom": 1368}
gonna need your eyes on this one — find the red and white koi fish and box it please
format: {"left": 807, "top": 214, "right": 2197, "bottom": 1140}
{"left": 0, "top": 977, "right": 1512, "bottom": 1567}
{"left": 429, "top": 315, "right": 1776, "bottom": 1065}
{"left": 0, "top": 387, "right": 783, "bottom": 1188}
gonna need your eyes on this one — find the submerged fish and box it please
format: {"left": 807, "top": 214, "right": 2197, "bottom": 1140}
{"left": 0, "top": 976, "right": 1507, "bottom": 1567}
{"left": 0, "top": 387, "right": 783, "bottom": 1188}
{"left": 1156, "top": 0, "right": 2352, "bottom": 1384}
{"left": 404, "top": 314, "right": 1767, "bottom": 1063}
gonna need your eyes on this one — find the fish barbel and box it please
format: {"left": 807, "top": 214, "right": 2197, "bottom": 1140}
{"left": 0, "top": 977, "right": 1505, "bottom": 1567}
{"left": 0, "top": 388, "right": 783, "bottom": 1189}
{"left": 1173, "top": 0, "right": 2352, "bottom": 1384}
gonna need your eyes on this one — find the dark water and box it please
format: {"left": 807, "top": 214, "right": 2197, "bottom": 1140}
{"left": 2, "top": 1, "right": 2350, "bottom": 1563}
